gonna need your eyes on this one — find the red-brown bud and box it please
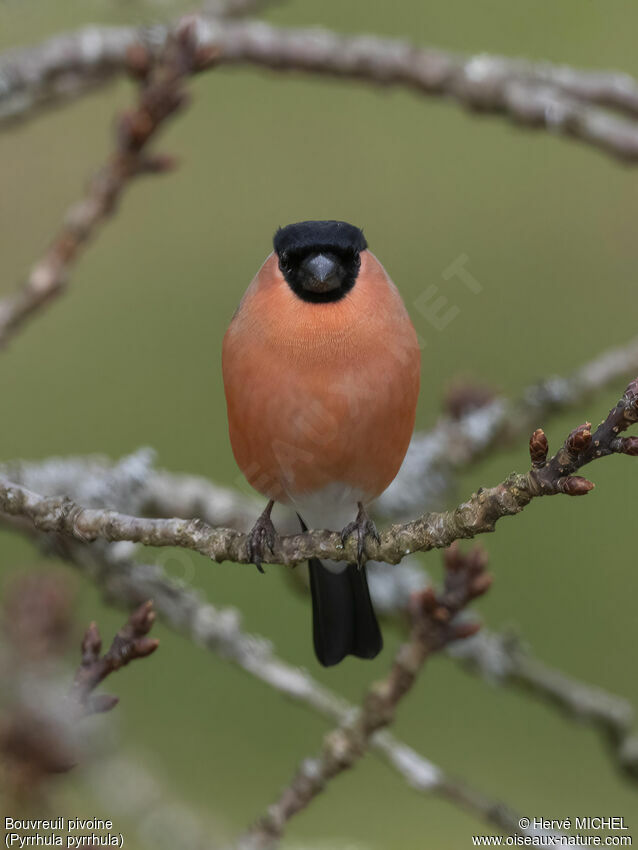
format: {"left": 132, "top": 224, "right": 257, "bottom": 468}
{"left": 616, "top": 436, "right": 638, "bottom": 456}
{"left": 443, "top": 541, "right": 463, "bottom": 571}
{"left": 559, "top": 476, "right": 595, "bottom": 496}
{"left": 624, "top": 377, "right": 638, "bottom": 404}
{"left": 132, "top": 637, "right": 159, "bottom": 658}
{"left": 409, "top": 586, "right": 437, "bottom": 619}
{"left": 566, "top": 422, "right": 592, "bottom": 454}
{"left": 129, "top": 600, "right": 155, "bottom": 633}
{"left": 466, "top": 545, "right": 489, "bottom": 575}
{"left": 125, "top": 43, "right": 152, "bottom": 80}
{"left": 433, "top": 606, "right": 451, "bottom": 624}
{"left": 529, "top": 428, "right": 549, "bottom": 467}
{"left": 470, "top": 571, "right": 493, "bottom": 598}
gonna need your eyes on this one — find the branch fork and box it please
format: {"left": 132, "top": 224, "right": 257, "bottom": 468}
{"left": 527, "top": 377, "right": 638, "bottom": 497}
{"left": 72, "top": 601, "right": 159, "bottom": 714}
{"left": 1, "top": 380, "right": 638, "bottom": 570}
{"left": 241, "top": 544, "right": 493, "bottom": 847}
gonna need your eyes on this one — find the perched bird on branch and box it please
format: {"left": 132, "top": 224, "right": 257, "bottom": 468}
{"left": 222, "top": 221, "right": 420, "bottom": 665}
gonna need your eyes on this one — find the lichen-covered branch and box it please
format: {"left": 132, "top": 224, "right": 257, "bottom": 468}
{"left": 3, "top": 16, "right": 638, "bottom": 165}
{"left": 4, "top": 477, "right": 636, "bottom": 783}
{"left": 1, "top": 385, "right": 637, "bottom": 783}
{"left": 0, "top": 22, "right": 217, "bottom": 349}
{"left": 449, "top": 631, "right": 638, "bottom": 780}
{"left": 282, "top": 539, "right": 638, "bottom": 782}
{"left": 238, "top": 546, "right": 495, "bottom": 848}
{"left": 382, "top": 334, "right": 638, "bottom": 516}
{"left": 1, "top": 380, "right": 637, "bottom": 567}
{"left": 0, "top": 448, "right": 261, "bottom": 531}
{"left": 4, "top": 332, "right": 638, "bottom": 528}
{"left": 4, "top": 17, "right": 638, "bottom": 352}
{"left": 0, "top": 577, "right": 157, "bottom": 796}
{"left": 0, "top": 519, "right": 542, "bottom": 839}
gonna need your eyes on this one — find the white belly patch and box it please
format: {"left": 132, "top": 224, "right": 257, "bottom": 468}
{"left": 289, "top": 483, "right": 368, "bottom": 574}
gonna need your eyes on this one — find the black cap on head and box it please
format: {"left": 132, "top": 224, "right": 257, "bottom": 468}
{"left": 273, "top": 220, "right": 367, "bottom": 303}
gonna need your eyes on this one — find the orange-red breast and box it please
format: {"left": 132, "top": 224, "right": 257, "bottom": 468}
{"left": 223, "top": 221, "right": 420, "bottom": 666}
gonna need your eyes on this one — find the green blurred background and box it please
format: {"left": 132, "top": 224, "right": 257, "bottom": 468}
{"left": 1, "top": 0, "right": 638, "bottom": 847}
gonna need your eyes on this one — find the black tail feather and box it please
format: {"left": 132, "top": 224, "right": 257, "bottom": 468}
{"left": 348, "top": 563, "right": 383, "bottom": 660}
{"left": 299, "top": 514, "right": 382, "bottom": 666}
{"left": 306, "top": 555, "right": 383, "bottom": 668}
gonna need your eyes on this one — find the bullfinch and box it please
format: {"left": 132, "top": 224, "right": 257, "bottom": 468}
{"left": 222, "top": 220, "right": 420, "bottom": 666}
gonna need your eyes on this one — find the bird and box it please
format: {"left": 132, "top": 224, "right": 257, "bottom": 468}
{"left": 222, "top": 220, "right": 420, "bottom": 666}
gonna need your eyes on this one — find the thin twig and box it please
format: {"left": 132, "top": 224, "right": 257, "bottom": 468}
{"left": 4, "top": 332, "right": 638, "bottom": 527}
{"left": 4, "top": 489, "right": 636, "bottom": 780}
{"left": 0, "top": 21, "right": 217, "bottom": 349}
{"left": 382, "top": 334, "right": 638, "bottom": 516}
{"left": 4, "top": 19, "right": 638, "bottom": 350}
{"left": 450, "top": 631, "right": 638, "bottom": 780}
{"left": 0, "top": 448, "right": 261, "bottom": 531}
{"left": 0, "top": 578, "right": 158, "bottom": 795}
{"left": 71, "top": 601, "right": 159, "bottom": 714}
{"left": 72, "top": 539, "right": 557, "bottom": 844}
{"left": 238, "top": 545, "right": 494, "bottom": 847}
{"left": 2, "top": 408, "right": 638, "bottom": 780}
{"left": 1, "top": 380, "right": 637, "bottom": 567}
{"left": 273, "top": 531, "right": 638, "bottom": 783}
{"left": 0, "top": 514, "right": 558, "bottom": 839}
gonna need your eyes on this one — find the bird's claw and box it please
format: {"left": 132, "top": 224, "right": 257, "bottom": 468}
{"left": 246, "top": 504, "right": 277, "bottom": 573}
{"left": 341, "top": 503, "right": 380, "bottom": 568}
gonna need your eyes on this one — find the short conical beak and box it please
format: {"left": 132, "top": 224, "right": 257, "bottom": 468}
{"left": 300, "top": 253, "right": 342, "bottom": 293}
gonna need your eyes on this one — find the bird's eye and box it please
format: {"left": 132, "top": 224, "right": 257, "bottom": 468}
{"left": 340, "top": 247, "right": 359, "bottom": 265}
{"left": 279, "top": 254, "right": 292, "bottom": 274}
{"left": 339, "top": 249, "right": 360, "bottom": 273}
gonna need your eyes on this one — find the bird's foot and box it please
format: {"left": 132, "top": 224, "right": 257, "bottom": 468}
{"left": 341, "top": 502, "right": 380, "bottom": 568}
{"left": 246, "top": 500, "right": 277, "bottom": 573}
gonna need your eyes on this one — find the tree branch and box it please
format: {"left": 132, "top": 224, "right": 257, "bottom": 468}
{"left": 0, "top": 514, "right": 556, "bottom": 840}
{"left": 2, "top": 380, "right": 637, "bottom": 782}
{"left": 1, "top": 380, "right": 637, "bottom": 567}
{"left": 450, "top": 631, "right": 638, "bottom": 780}
{"left": 0, "top": 577, "right": 158, "bottom": 795}
{"left": 0, "top": 21, "right": 218, "bottom": 349}
{"left": 277, "top": 531, "right": 638, "bottom": 783}
{"left": 1, "top": 503, "right": 628, "bottom": 849}
{"left": 2, "top": 6, "right": 635, "bottom": 840}
{"left": 71, "top": 601, "right": 159, "bottom": 714}
{"left": 2, "top": 16, "right": 638, "bottom": 164}
{"left": 238, "top": 546, "right": 495, "bottom": 847}
{"left": 4, "top": 331, "right": 638, "bottom": 529}
{"left": 382, "top": 334, "right": 638, "bottom": 516}
{"left": 4, "top": 479, "right": 635, "bottom": 780}
{"left": 5, "top": 15, "right": 638, "bottom": 351}
{"left": 0, "top": 448, "right": 261, "bottom": 530}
